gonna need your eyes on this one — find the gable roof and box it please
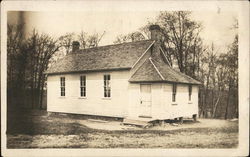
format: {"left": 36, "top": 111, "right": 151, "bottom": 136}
{"left": 129, "top": 59, "right": 163, "bottom": 82}
{"left": 129, "top": 57, "right": 201, "bottom": 85}
{"left": 45, "top": 40, "right": 154, "bottom": 74}
{"left": 46, "top": 38, "right": 201, "bottom": 85}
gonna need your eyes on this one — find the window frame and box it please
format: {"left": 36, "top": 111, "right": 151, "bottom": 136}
{"left": 188, "top": 85, "right": 192, "bottom": 101}
{"left": 80, "top": 75, "right": 86, "bottom": 97}
{"left": 60, "top": 77, "right": 65, "bottom": 97}
{"left": 103, "top": 74, "right": 111, "bottom": 98}
{"left": 172, "top": 83, "right": 177, "bottom": 102}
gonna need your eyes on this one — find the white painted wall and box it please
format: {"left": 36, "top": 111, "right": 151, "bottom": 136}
{"left": 161, "top": 84, "right": 199, "bottom": 119}
{"left": 47, "top": 71, "right": 199, "bottom": 119}
{"left": 128, "top": 83, "right": 199, "bottom": 119}
{"left": 47, "top": 70, "right": 130, "bottom": 117}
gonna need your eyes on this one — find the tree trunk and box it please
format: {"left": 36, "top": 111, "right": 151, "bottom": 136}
{"left": 225, "top": 80, "right": 232, "bottom": 119}
{"left": 210, "top": 89, "right": 214, "bottom": 118}
{"left": 234, "top": 89, "right": 238, "bottom": 118}
{"left": 192, "top": 47, "right": 196, "bottom": 77}
{"left": 31, "top": 79, "right": 34, "bottom": 109}
{"left": 212, "top": 96, "right": 220, "bottom": 118}
{"left": 199, "top": 88, "right": 206, "bottom": 118}
{"left": 39, "top": 88, "right": 44, "bottom": 109}
{"left": 39, "top": 74, "right": 46, "bottom": 109}
{"left": 36, "top": 71, "right": 42, "bottom": 109}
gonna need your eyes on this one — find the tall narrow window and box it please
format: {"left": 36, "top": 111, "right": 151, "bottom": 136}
{"left": 80, "top": 76, "right": 86, "bottom": 97}
{"left": 60, "top": 77, "right": 65, "bottom": 96}
{"left": 104, "top": 74, "right": 111, "bottom": 97}
{"left": 172, "top": 84, "right": 177, "bottom": 102}
{"left": 188, "top": 85, "right": 192, "bottom": 101}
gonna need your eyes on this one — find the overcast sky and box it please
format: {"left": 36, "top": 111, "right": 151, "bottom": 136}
{"left": 8, "top": 11, "right": 237, "bottom": 53}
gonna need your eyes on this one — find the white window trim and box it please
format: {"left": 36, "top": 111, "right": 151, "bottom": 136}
{"left": 80, "top": 75, "right": 87, "bottom": 98}
{"left": 103, "top": 74, "right": 111, "bottom": 99}
{"left": 172, "top": 83, "right": 177, "bottom": 103}
{"left": 188, "top": 85, "right": 192, "bottom": 103}
{"left": 102, "top": 97, "right": 112, "bottom": 100}
{"left": 59, "top": 76, "right": 66, "bottom": 98}
{"left": 78, "top": 97, "right": 87, "bottom": 99}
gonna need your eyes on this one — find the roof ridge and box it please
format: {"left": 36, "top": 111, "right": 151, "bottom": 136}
{"left": 46, "top": 39, "right": 154, "bottom": 75}
{"left": 149, "top": 57, "right": 165, "bottom": 80}
{"left": 75, "top": 39, "right": 153, "bottom": 53}
{"left": 131, "top": 40, "right": 155, "bottom": 69}
{"left": 159, "top": 47, "right": 171, "bottom": 66}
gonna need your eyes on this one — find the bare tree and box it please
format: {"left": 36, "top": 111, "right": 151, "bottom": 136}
{"left": 223, "top": 35, "right": 238, "bottom": 119}
{"left": 7, "top": 24, "right": 25, "bottom": 89}
{"left": 114, "top": 31, "right": 146, "bottom": 44}
{"left": 59, "top": 31, "right": 105, "bottom": 51}
{"left": 111, "top": 11, "right": 239, "bottom": 119}
{"left": 25, "top": 30, "right": 62, "bottom": 109}
{"left": 113, "top": 11, "right": 203, "bottom": 71}
{"left": 87, "top": 33, "right": 100, "bottom": 47}
{"left": 198, "top": 43, "right": 218, "bottom": 117}
{"left": 7, "top": 23, "right": 28, "bottom": 107}
{"left": 157, "top": 11, "right": 202, "bottom": 74}
{"left": 78, "top": 31, "right": 87, "bottom": 49}
{"left": 58, "top": 32, "right": 75, "bottom": 54}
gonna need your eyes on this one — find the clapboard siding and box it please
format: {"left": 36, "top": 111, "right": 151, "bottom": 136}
{"left": 47, "top": 72, "right": 198, "bottom": 119}
{"left": 128, "top": 83, "right": 199, "bottom": 119}
{"left": 162, "top": 84, "right": 199, "bottom": 119}
{"left": 47, "top": 70, "right": 130, "bottom": 117}
{"left": 46, "top": 25, "right": 200, "bottom": 119}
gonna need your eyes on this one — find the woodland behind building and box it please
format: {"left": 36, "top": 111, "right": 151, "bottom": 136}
{"left": 7, "top": 11, "right": 238, "bottom": 119}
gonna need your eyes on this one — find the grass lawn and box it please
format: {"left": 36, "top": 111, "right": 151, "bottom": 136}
{"left": 7, "top": 110, "right": 238, "bottom": 148}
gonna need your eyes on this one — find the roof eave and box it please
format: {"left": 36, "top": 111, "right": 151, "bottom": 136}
{"left": 129, "top": 80, "right": 202, "bottom": 85}
{"left": 45, "top": 67, "right": 131, "bottom": 75}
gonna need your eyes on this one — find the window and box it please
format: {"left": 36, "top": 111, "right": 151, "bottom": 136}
{"left": 188, "top": 85, "right": 192, "bottom": 101}
{"left": 104, "top": 74, "right": 111, "bottom": 97}
{"left": 172, "top": 84, "right": 177, "bottom": 102}
{"left": 60, "top": 77, "right": 65, "bottom": 96}
{"left": 80, "top": 76, "right": 86, "bottom": 97}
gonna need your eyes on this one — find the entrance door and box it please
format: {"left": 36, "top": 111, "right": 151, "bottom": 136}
{"left": 139, "top": 84, "right": 152, "bottom": 117}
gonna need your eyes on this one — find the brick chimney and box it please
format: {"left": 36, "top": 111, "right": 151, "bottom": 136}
{"left": 72, "top": 41, "right": 80, "bottom": 52}
{"left": 149, "top": 25, "right": 163, "bottom": 62}
{"left": 149, "top": 25, "right": 162, "bottom": 42}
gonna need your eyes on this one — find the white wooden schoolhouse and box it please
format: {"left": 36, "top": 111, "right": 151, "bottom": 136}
{"left": 45, "top": 25, "right": 201, "bottom": 122}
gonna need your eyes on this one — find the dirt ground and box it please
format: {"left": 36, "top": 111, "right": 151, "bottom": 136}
{"left": 7, "top": 110, "right": 238, "bottom": 148}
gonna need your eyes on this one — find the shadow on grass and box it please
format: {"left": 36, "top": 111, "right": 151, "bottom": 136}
{"left": 7, "top": 109, "right": 239, "bottom": 149}
{"left": 7, "top": 109, "right": 238, "bottom": 136}
{"left": 7, "top": 117, "right": 90, "bottom": 135}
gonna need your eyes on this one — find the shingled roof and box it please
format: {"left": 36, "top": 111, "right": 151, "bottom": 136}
{"left": 45, "top": 40, "right": 154, "bottom": 74}
{"left": 129, "top": 57, "right": 201, "bottom": 85}
{"left": 46, "top": 38, "right": 200, "bottom": 85}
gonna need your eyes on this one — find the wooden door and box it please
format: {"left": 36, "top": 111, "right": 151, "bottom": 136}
{"left": 140, "top": 84, "right": 152, "bottom": 117}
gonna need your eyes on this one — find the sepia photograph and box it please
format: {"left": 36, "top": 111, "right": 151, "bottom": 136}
{"left": 1, "top": 0, "right": 249, "bottom": 156}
